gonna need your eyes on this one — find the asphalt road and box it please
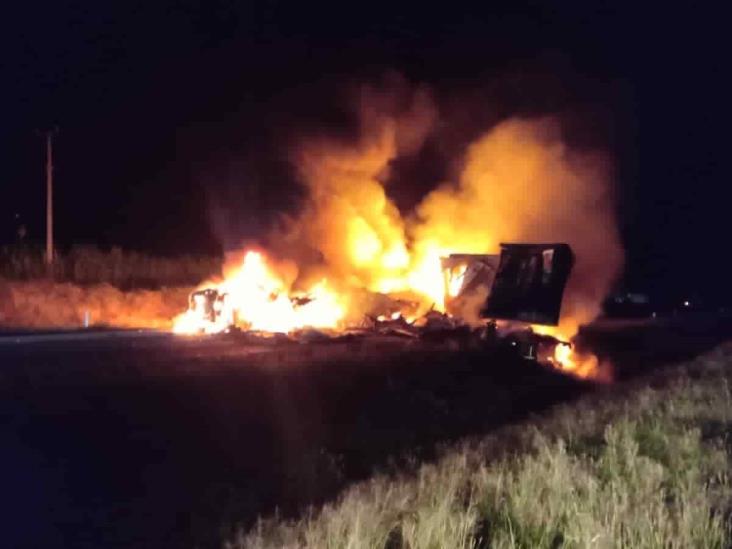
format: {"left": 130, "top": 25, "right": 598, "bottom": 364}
{"left": 2, "top": 314, "right": 731, "bottom": 548}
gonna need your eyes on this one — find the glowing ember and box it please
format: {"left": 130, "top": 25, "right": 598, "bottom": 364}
{"left": 532, "top": 324, "right": 610, "bottom": 381}
{"left": 548, "top": 342, "right": 606, "bottom": 381}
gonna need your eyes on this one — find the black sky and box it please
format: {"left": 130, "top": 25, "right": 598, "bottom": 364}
{"left": 0, "top": 1, "right": 728, "bottom": 302}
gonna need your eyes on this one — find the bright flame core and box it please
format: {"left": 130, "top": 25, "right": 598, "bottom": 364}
{"left": 447, "top": 264, "right": 468, "bottom": 297}
{"left": 173, "top": 251, "right": 345, "bottom": 334}
{"left": 549, "top": 342, "right": 605, "bottom": 381}
{"left": 532, "top": 324, "right": 610, "bottom": 381}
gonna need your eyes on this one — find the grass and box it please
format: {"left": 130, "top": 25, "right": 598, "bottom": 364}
{"left": 0, "top": 279, "right": 190, "bottom": 328}
{"left": 0, "top": 244, "right": 219, "bottom": 289}
{"left": 0, "top": 245, "right": 214, "bottom": 327}
{"left": 226, "top": 344, "right": 732, "bottom": 548}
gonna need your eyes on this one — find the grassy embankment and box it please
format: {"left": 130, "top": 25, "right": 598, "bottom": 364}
{"left": 229, "top": 344, "right": 732, "bottom": 548}
{"left": 0, "top": 245, "right": 219, "bottom": 288}
{"left": 0, "top": 245, "right": 220, "bottom": 327}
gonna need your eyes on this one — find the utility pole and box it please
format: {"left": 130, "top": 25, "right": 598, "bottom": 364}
{"left": 42, "top": 128, "right": 58, "bottom": 268}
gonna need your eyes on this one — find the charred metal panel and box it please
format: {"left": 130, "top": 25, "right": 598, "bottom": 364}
{"left": 441, "top": 254, "right": 499, "bottom": 319}
{"left": 441, "top": 254, "right": 499, "bottom": 299}
{"left": 481, "top": 243, "right": 574, "bottom": 326}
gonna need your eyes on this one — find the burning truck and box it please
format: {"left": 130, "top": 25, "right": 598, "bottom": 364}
{"left": 174, "top": 243, "right": 595, "bottom": 376}
{"left": 184, "top": 289, "right": 237, "bottom": 335}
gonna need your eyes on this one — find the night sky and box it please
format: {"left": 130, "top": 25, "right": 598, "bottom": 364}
{"left": 0, "top": 1, "right": 727, "bottom": 303}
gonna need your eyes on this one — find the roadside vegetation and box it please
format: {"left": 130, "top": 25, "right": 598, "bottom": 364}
{"left": 0, "top": 244, "right": 219, "bottom": 289}
{"left": 228, "top": 344, "right": 732, "bottom": 548}
{"left": 0, "top": 245, "right": 218, "bottom": 328}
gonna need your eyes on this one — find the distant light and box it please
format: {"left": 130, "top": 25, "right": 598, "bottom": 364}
{"left": 683, "top": 300, "right": 690, "bottom": 307}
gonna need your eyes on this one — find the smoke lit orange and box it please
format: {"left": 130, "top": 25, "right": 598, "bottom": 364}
{"left": 174, "top": 82, "right": 622, "bottom": 382}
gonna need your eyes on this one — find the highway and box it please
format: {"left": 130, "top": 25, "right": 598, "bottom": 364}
{"left": 1, "top": 315, "right": 730, "bottom": 548}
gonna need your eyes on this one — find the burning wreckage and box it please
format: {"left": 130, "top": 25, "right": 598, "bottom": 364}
{"left": 175, "top": 243, "right": 592, "bottom": 375}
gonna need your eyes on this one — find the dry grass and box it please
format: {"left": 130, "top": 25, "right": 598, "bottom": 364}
{"left": 0, "top": 245, "right": 219, "bottom": 289}
{"left": 0, "top": 278, "right": 190, "bottom": 328}
{"left": 0, "top": 245, "right": 218, "bottom": 328}
{"left": 226, "top": 344, "right": 732, "bottom": 548}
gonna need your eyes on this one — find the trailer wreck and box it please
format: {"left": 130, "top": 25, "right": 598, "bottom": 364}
{"left": 173, "top": 242, "right": 605, "bottom": 379}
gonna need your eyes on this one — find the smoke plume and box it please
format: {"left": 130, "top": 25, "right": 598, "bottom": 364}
{"left": 412, "top": 117, "right": 623, "bottom": 331}
{"left": 279, "top": 79, "right": 623, "bottom": 333}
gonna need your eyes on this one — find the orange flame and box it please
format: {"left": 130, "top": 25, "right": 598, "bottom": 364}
{"left": 532, "top": 324, "right": 611, "bottom": 381}
{"left": 447, "top": 264, "right": 468, "bottom": 298}
{"left": 549, "top": 342, "right": 605, "bottom": 380}
{"left": 173, "top": 251, "right": 345, "bottom": 334}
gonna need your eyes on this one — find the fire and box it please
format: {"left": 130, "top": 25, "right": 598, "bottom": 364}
{"left": 549, "top": 342, "right": 603, "bottom": 380}
{"left": 532, "top": 324, "right": 610, "bottom": 381}
{"left": 173, "top": 82, "right": 622, "bottom": 384}
{"left": 447, "top": 264, "right": 468, "bottom": 297}
{"left": 173, "top": 251, "right": 345, "bottom": 334}
{"left": 405, "top": 246, "right": 451, "bottom": 310}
